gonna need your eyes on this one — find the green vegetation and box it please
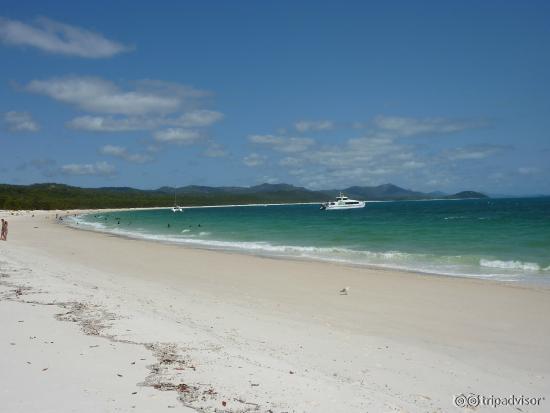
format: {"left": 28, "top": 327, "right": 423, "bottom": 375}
{"left": 0, "top": 183, "right": 325, "bottom": 210}
{"left": 0, "top": 182, "right": 488, "bottom": 210}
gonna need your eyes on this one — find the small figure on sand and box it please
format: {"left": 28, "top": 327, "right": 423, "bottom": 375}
{"left": 339, "top": 286, "right": 349, "bottom": 295}
{"left": 1, "top": 219, "right": 8, "bottom": 241}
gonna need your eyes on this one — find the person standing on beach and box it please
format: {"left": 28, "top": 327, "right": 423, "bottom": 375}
{"left": 0, "top": 219, "right": 6, "bottom": 241}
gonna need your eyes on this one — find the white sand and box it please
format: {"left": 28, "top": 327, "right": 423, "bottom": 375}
{"left": 0, "top": 210, "right": 549, "bottom": 412}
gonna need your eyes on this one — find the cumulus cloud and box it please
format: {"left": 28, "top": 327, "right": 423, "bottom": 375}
{"left": 245, "top": 114, "right": 494, "bottom": 189}
{"left": 153, "top": 128, "right": 201, "bottom": 144}
{"left": 295, "top": 120, "right": 333, "bottom": 132}
{"left": 3, "top": 111, "right": 39, "bottom": 132}
{"left": 25, "top": 76, "right": 210, "bottom": 115}
{"left": 100, "top": 144, "right": 153, "bottom": 163}
{"left": 243, "top": 153, "right": 266, "bottom": 167}
{"left": 60, "top": 161, "right": 115, "bottom": 176}
{"left": 282, "top": 138, "right": 506, "bottom": 189}
{"left": 291, "top": 137, "right": 405, "bottom": 187}
{"left": 249, "top": 134, "right": 315, "bottom": 153}
{"left": 0, "top": 16, "right": 131, "bottom": 58}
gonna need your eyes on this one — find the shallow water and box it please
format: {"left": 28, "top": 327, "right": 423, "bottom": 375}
{"left": 74, "top": 197, "right": 550, "bottom": 284}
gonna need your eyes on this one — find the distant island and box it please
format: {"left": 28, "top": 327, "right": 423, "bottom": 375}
{"left": 0, "top": 182, "right": 487, "bottom": 210}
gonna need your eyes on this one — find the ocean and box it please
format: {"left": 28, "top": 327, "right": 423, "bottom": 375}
{"left": 72, "top": 197, "right": 550, "bottom": 284}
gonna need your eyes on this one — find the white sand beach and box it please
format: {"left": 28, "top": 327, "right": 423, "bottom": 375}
{"left": 1, "top": 210, "right": 549, "bottom": 412}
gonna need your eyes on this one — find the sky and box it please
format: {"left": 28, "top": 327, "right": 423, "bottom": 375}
{"left": 0, "top": 0, "right": 549, "bottom": 195}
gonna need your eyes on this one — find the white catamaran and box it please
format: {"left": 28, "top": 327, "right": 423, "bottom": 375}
{"left": 171, "top": 191, "right": 183, "bottom": 212}
{"left": 320, "top": 193, "right": 366, "bottom": 210}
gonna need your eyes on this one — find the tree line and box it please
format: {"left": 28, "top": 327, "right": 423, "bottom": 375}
{"left": 0, "top": 183, "right": 320, "bottom": 210}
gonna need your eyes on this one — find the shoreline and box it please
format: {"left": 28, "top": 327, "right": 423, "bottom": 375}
{"left": 1, "top": 209, "right": 549, "bottom": 412}
{"left": 67, "top": 216, "right": 548, "bottom": 290}
{"left": 69, "top": 208, "right": 550, "bottom": 287}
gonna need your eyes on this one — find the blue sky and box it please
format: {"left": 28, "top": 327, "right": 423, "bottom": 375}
{"left": 0, "top": 1, "right": 549, "bottom": 194}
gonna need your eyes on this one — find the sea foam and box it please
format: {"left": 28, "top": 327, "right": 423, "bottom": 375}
{"left": 480, "top": 259, "right": 541, "bottom": 272}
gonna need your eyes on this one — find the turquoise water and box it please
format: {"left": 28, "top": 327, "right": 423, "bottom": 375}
{"left": 74, "top": 198, "right": 550, "bottom": 284}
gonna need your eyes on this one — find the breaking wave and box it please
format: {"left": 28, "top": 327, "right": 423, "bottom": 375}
{"left": 480, "top": 259, "right": 541, "bottom": 272}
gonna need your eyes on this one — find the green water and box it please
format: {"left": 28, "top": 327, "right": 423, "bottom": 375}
{"left": 75, "top": 197, "right": 550, "bottom": 284}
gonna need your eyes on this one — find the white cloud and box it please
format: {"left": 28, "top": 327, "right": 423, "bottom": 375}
{"left": 153, "top": 128, "right": 201, "bottom": 144}
{"left": 120, "top": 153, "right": 150, "bottom": 163}
{"left": 446, "top": 145, "right": 505, "bottom": 160}
{"left": 66, "top": 109, "right": 224, "bottom": 132}
{"left": 243, "top": 153, "right": 266, "bottom": 167}
{"left": 26, "top": 76, "right": 197, "bottom": 115}
{"left": 100, "top": 144, "right": 152, "bottom": 163}
{"left": 3, "top": 111, "right": 39, "bottom": 132}
{"left": 67, "top": 115, "right": 152, "bottom": 131}
{"left": 246, "top": 114, "right": 492, "bottom": 189}
{"left": 60, "top": 161, "right": 115, "bottom": 176}
{"left": 282, "top": 138, "right": 316, "bottom": 153}
{"left": 269, "top": 134, "right": 433, "bottom": 188}
{"left": 279, "top": 157, "right": 301, "bottom": 167}
{"left": 295, "top": 120, "right": 333, "bottom": 132}
{"left": 306, "top": 137, "right": 399, "bottom": 169}
{"left": 249, "top": 134, "right": 315, "bottom": 153}
{"left": 288, "top": 138, "right": 507, "bottom": 189}
{"left": 249, "top": 134, "right": 283, "bottom": 145}
{"left": 373, "top": 115, "right": 484, "bottom": 137}
{"left": 100, "top": 144, "right": 126, "bottom": 157}
{"left": 135, "top": 79, "right": 209, "bottom": 100}
{"left": 203, "top": 143, "right": 227, "bottom": 158}
{"left": 176, "top": 110, "right": 224, "bottom": 127}
{"left": 0, "top": 16, "right": 131, "bottom": 58}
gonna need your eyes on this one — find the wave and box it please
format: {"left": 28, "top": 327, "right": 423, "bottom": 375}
{"left": 480, "top": 259, "right": 541, "bottom": 272}
{"left": 69, "top": 215, "right": 550, "bottom": 282}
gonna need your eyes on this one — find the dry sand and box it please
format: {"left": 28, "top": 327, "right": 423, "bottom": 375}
{"left": 0, "top": 210, "right": 549, "bottom": 412}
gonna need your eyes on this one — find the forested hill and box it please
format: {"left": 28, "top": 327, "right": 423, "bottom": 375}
{"left": 0, "top": 183, "right": 487, "bottom": 210}
{"left": 0, "top": 183, "right": 326, "bottom": 210}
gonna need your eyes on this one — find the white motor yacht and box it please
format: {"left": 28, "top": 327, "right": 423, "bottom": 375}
{"left": 320, "top": 193, "right": 366, "bottom": 210}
